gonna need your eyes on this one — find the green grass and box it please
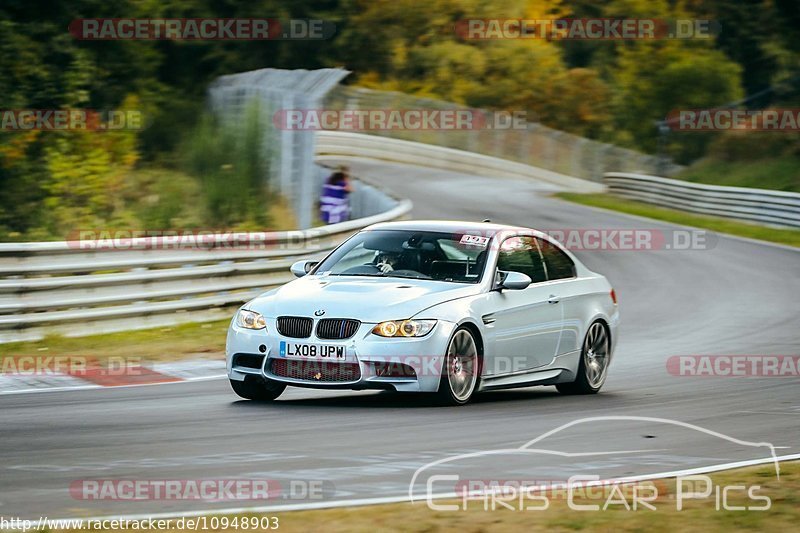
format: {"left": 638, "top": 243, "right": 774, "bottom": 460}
{"left": 675, "top": 155, "right": 800, "bottom": 193}
{"left": 0, "top": 319, "right": 229, "bottom": 364}
{"left": 29, "top": 461, "right": 800, "bottom": 532}
{"left": 555, "top": 192, "right": 800, "bottom": 248}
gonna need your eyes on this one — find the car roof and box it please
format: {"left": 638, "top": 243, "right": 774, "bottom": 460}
{"left": 364, "top": 220, "right": 529, "bottom": 235}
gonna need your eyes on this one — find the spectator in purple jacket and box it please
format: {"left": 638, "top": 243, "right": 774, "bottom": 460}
{"left": 320, "top": 165, "right": 353, "bottom": 224}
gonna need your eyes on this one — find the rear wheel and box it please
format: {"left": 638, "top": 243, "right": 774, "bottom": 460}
{"left": 557, "top": 321, "right": 610, "bottom": 395}
{"left": 434, "top": 328, "right": 479, "bottom": 405}
{"left": 230, "top": 375, "right": 286, "bottom": 401}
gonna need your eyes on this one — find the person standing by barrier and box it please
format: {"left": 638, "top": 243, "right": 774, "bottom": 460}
{"left": 320, "top": 165, "right": 353, "bottom": 224}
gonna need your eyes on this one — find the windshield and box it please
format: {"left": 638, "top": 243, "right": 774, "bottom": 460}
{"left": 313, "top": 230, "right": 491, "bottom": 283}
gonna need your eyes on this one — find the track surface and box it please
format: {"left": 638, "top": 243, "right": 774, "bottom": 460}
{"left": 2, "top": 160, "right": 798, "bottom": 518}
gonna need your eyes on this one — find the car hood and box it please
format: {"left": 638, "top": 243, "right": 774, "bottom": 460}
{"left": 248, "top": 275, "right": 482, "bottom": 323}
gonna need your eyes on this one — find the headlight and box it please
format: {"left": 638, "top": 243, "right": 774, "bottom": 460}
{"left": 236, "top": 309, "right": 267, "bottom": 330}
{"left": 372, "top": 319, "right": 436, "bottom": 337}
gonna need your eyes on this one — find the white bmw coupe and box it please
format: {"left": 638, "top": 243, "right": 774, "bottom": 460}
{"left": 226, "top": 221, "right": 619, "bottom": 405}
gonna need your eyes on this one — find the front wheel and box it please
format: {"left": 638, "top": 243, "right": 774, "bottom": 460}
{"left": 230, "top": 375, "right": 286, "bottom": 401}
{"left": 557, "top": 321, "right": 610, "bottom": 395}
{"left": 434, "top": 327, "right": 480, "bottom": 405}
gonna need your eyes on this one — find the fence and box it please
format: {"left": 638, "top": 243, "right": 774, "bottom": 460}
{"left": 209, "top": 68, "right": 350, "bottom": 229}
{"left": 604, "top": 173, "right": 800, "bottom": 228}
{"left": 323, "top": 86, "right": 684, "bottom": 182}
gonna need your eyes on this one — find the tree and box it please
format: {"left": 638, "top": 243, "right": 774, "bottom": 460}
{"left": 610, "top": 41, "right": 743, "bottom": 159}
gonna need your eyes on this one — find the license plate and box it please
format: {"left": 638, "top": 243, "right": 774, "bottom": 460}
{"left": 279, "top": 341, "right": 346, "bottom": 360}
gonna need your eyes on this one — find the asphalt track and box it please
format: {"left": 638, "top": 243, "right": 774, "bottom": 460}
{"left": 1, "top": 160, "right": 798, "bottom": 519}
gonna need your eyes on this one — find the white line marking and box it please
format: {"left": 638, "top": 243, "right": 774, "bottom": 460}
{"left": 36, "top": 453, "right": 800, "bottom": 523}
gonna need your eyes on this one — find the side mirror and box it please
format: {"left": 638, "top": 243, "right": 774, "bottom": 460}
{"left": 291, "top": 260, "right": 318, "bottom": 278}
{"left": 497, "top": 270, "right": 532, "bottom": 291}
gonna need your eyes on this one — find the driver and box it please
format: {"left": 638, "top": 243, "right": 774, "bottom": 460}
{"left": 375, "top": 252, "right": 400, "bottom": 274}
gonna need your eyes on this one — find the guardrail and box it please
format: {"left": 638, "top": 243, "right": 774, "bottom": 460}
{"left": 0, "top": 181, "right": 411, "bottom": 343}
{"left": 315, "top": 131, "right": 604, "bottom": 193}
{"left": 604, "top": 173, "right": 800, "bottom": 229}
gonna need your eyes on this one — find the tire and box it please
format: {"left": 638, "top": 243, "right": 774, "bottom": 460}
{"left": 557, "top": 321, "right": 610, "bottom": 395}
{"left": 434, "top": 327, "right": 480, "bottom": 406}
{"left": 230, "top": 375, "right": 286, "bottom": 401}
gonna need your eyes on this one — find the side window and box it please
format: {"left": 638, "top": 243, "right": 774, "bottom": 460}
{"left": 497, "top": 237, "right": 547, "bottom": 283}
{"left": 537, "top": 238, "right": 576, "bottom": 280}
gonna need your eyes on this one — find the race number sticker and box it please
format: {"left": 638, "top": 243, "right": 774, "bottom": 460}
{"left": 459, "top": 234, "right": 490, "bottom": 248}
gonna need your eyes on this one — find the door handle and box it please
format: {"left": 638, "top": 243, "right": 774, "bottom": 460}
{"left": 547, "top": 294, "right": 560, "bottom": 304}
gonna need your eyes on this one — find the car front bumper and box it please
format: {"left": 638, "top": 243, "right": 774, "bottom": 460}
{"left": 226, "top": 318, "right": 457, "bottom": 393}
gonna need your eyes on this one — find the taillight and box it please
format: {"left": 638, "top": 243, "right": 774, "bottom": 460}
{"left": 610, "top": 288, "right": 617, "bottom": 305}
